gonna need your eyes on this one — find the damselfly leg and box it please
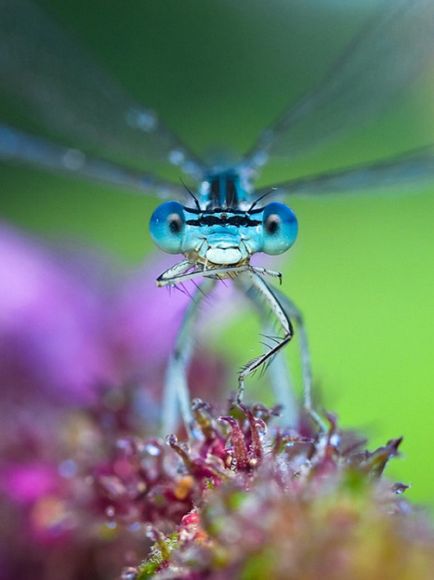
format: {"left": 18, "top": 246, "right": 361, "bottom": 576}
{"left": 161, "top": 276, "right": 216, "bottom": 437}
{"left": 272, "top": 289, "right": 328, "bottom": 430}
{"left": 240, "top": 277, "right": 298, "bottom": 427}
{"left": 157, "top": 263, "right": 282, "bottom": 287}
{"left": 235, "top": 271, "right": 294, "bottom": 403}
{"left": 236, "top": 270, "right": 327, "bottom": 430}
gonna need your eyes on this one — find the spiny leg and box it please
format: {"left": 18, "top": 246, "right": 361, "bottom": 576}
{"left": 161, "top": 277, "right": 216, "bottom": 437}
{"left": 272, "top": 287, "right": 327, "bottom": 430}
{"left": 237, "top": 278, "right": 298, "bottom": 427}
{"left": 159, "top": 264, "right": 251, "bottom": 286}
{"left": 235, "top": 271, "right": 294, "bottom": 405}
{"left": 251, "top": 266, "right": 283, "bottom": 285}
{"left": 158, "top": 263, "right": 282, "bottom": 288}
{"left": 157, "top": 259, "right": 193, "bottom": 286}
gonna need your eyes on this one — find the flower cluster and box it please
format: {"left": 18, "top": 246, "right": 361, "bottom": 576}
{"left": 111, "top": 401, "right": 434, "bottom": 580}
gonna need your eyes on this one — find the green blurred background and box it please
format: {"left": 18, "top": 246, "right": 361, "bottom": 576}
{"left": 1, "top": 0, "right": 434, "bottom": 507}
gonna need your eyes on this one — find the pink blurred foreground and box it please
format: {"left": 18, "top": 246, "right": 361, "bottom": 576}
{"left": 0, "top": 223, "right": 225, "bottom": 580}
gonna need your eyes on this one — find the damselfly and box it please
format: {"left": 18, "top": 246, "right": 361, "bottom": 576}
{"left": 1, "top": 0, "right": 434, "bottom": 435}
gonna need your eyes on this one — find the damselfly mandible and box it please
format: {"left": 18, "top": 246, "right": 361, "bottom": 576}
{"left": 1, "top": 0, "right": 434, "bottom": 435}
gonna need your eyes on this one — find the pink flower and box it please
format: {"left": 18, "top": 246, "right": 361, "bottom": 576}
{"left": 0, "top": 224, "right": 113, "bottom": 406}
{"left": 0, "top": 463, "right": 60, "bottom": 505}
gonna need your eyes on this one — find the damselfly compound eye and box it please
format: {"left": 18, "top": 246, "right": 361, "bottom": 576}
{"left": 168, "top": 212, "right": 183, "bottom": 234}
{"left": 264, "top": 213, "right": 281, "bottom": 235}
{"left": 261, "top": 202, "right": 298, "bottom": 255}
{"left": 150, "top": 201, "right": 185, "bottom": 254}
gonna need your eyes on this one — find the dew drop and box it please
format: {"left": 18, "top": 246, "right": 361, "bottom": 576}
{"left": 144, "top": 524, "right": 156, "bottom": 540}
{"left": 330, "top": 433, "right": 340, "bottom": 447}
{"left": 169, "top": 149, "right": 185, "bottom": 166}
{"left": 252, "top": 151, "right": 269, "bottom": 167}
{"left": 62, "top": 148, "right": 85, "bottom": 171}
{"left": 144, "top": 442, "right": 161, "bottom": 457}
{"left": 166, "top": 434, "right": 178, "bottom": 446}
{"left": 126, "top": 108, "right": 157, "bottom": 132}
{"left": 105, "top": 505, "right": 115, "bottom": 518}
{"left": 121, "top": 567, "right": 138, "bottom": 580}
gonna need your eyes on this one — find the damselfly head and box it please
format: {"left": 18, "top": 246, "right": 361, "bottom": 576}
{"left": 149, "top": 196, "right": 298, "bottom": 266}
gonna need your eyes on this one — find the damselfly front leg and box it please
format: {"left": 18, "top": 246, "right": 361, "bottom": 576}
{"left": 157, "top": 262, "right": 282, "bottom": 287}
{"left": 250, "top": 266, "right": 283, "bottom": 285}
{"left": 157, "top": 259, "right": 192, "bottom": 285}
{"left": 157, "top": 263, "right": 249, "bottom": 287}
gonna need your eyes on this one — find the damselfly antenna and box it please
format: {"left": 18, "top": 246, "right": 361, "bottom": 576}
{"left": 248, "top": 188, "right": 277, "bottom": 212}
{"left": 180, "top": 178, "right": 201, "bottom": 211}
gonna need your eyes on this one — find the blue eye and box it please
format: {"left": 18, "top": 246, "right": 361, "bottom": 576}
{"left": 149, "top": 201, "right": 185, "bottom": 254}
{"left": 261, "top": 202, "right": 298, "bottom": 255}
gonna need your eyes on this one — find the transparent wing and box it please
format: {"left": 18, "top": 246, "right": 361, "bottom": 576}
{"left": 242, "top": 0, "right": 434, "bottom": 174}
{"left": 0, "top": 124, "right": 186, "bottom": 199}
{"left": 0, "top": 0, "right": 206, "bottom": 186}
{"left": 258, "top": 146, "right": 434, "bottom": 197}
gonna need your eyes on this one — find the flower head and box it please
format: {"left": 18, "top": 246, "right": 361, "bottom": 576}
{"left": 114, "top": 401, "right": 434, "bottom": 580}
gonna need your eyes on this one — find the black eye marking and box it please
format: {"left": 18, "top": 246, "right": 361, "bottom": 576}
{"left": 168, "top": 213, "right": 183, "bottom": 234}
{"left": 265, "top": 214, "right": 280, "bottom": 235}
{"left": 185, "top": 214, "right": 261, "bottom": 227}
